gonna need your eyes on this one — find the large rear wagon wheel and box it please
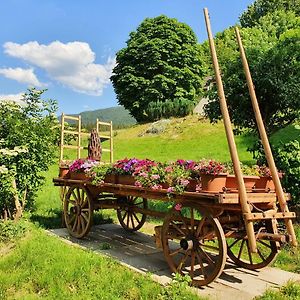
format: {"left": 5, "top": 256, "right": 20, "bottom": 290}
{"left": 161, "top": 205, "right": 227, "bottom": 286}
{"left": 64, "top": 186, "right": 93, "bottom": 238}
{"left": 117, "top": 196, "right": 147, "bottom": 232}
{"left": 227, "top": 219, "right": 278, "bottom": 270}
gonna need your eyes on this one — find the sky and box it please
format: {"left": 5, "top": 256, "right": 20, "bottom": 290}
{"left": 0, "top": 0, "right": 254, "bottom": 115}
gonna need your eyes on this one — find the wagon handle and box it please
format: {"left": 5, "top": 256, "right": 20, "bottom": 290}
{"left": 234, "top": 27, "right": 297, "bottom": 247}
{"left": 203, "top": 8, "right": 257, "bottom": 253}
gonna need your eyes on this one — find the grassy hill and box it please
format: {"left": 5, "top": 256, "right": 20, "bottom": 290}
{"left": 61, "top": 106, "right": 136, "bottom": 129}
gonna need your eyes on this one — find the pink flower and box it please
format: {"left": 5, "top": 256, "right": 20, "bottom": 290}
{"left": 174, "top": 203, "right": 182, "bottom": 211}
{"left": 196, "top": 184, "right": 201, "bottom": 192}
{"left": 167, "top": 187, "right": 175, "bottom": 193}
{"left": 179, "top": 179, "right": 189, "bottom": 186}
{"left": 151, "top": 174, "right": 160, "bottom": 180}
{"left": 135, "top": 181, "right": 142, "bottom": 187}
{"left": 165, "top": 166, "right": 173, "bottom": 172}
{"left": 151, "top": 184, "right": 162, "bottom": 190}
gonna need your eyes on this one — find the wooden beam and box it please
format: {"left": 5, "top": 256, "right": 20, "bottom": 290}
{"left": 203, "top": 8, "right": 257, "bottom": 253}
{"left": 235, "top": 27, "right": 297, "bottom": 247}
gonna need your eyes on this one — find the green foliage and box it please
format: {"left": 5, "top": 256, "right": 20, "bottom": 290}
{"left": 111, "top": 15, "right": 205, "bottom": 122}
{"left": 273, "top": 140, "right": 300, "bottom": 205}
{"left": 204, "top": 10, "right": 300, "bottom": 134}
{"left": 0, "top": 220, "right": 28, "bottom": 242}
{"left": 0, "top": 88, "right": 58, "bottom": 219}
{"left": 240, "top": 0, "right": 300, "bottom": 28}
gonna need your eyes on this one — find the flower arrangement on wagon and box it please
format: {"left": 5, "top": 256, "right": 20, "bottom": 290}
{"left": 68, "top": 158, "right": 99, "bottom": 180}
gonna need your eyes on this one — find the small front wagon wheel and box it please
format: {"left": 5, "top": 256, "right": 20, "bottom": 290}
{"left": 161, "top": 206, "right": 227, "bottom": 287}
{"left": 64, "top": 186, "right": 93, "bottom": 238}
{"left": 117, "top": 196, "right": 147, "bottom": 232}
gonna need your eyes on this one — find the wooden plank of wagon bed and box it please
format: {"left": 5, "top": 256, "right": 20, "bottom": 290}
{"left": 219, "top": 193, "right": 290, "bottom": 204}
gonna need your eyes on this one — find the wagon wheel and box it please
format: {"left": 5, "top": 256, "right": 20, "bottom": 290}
{"left": 117, "top": 196, "right": 147, "bottom": 232}
{"left": 64, "top": 186, "right": 93, "bottom": 238}
{"left": 227, "top": 219, "right": 278, "bottom": 270}
{"left": 161, "top": 205, "right": 227, "bottom": 286}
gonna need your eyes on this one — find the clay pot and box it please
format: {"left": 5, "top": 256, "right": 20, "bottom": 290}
{"left": 59, "top": 167, "right": 70, "bottom": 179}
{"left": 115, "top": 175, "right": 136, "bottom": 185}
{"left": 69, "top": 171, "right": 90, "bottom": 181}
{"left": 255, "top": 176, "right": 275, "bottom": 191}
{"left": 200, "top": 173, "right": 227, "bottom": 193}
{"left": 225, "top": 175, "right": 260, "bottom": 192}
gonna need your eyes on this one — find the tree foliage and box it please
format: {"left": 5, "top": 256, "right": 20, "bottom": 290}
{"left": 0, "top": 88, "right": 57, "bottom": 220}
{"left": 240, "top": 0, "right": 300, "bottom": 27}
{"left": 204, "top": 9, "right": 300, "bottom": 134}
{"left": 111, "top": 15, "right": 205, "bottom": 122}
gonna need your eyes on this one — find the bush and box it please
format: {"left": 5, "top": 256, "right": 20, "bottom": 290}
{"left": 0, "top": 88, "right": 58, "bottom": 220}
{"left": 249, "top": 139, "right": 300, "bottom": 205}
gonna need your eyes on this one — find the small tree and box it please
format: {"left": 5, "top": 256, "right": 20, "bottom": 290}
{"left": 111, "top": 15, "right": 205, "bottom": 122}
{"left": 0, "top": 88, "right": 57, "bottom": 220}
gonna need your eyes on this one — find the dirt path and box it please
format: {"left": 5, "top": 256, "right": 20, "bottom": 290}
{"left": 49, "top": 224, "right": 300, "bottom": 300}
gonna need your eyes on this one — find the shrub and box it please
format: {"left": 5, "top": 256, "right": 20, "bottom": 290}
{"left": 0, "top": 88, "right": 58, "bottom": 220}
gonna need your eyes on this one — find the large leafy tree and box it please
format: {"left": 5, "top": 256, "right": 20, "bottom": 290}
{"left": 240, "top": 0, "right": 300, "bottom": 27}
{"left": 111, "top": 15, "right": 205, "bottom": 122}
{"left": 204, "top": 10, "right": 300, "bottom": 134}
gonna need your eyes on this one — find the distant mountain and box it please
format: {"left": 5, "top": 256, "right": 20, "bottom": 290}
{"left": 61, "top": 106, "right": 136, "bottom": 128}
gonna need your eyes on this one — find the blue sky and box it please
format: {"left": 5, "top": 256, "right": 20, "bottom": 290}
{"left": 0, "top": 0, "right": 254, "bottom": 115}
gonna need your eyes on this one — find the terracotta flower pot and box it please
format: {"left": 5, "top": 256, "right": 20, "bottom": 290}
{"left": 69, "top": 171, "right": 90, "bottom": 181}
{"left": 200, "top": 173, "right": 227, "bottom": 193}
{"left": 255, "top": 176, "right": 275, "bottom": 191}
{"left": 225, "top": 175, "right": 260, "bottom": 191}
{"left": 115, "top": 175, "right": 136, "bottom": 185}
{"left": 59, "top": 167, "right": 70, "bottom": 179}
{"left": 104, "top": 174, "right": 116, "bottom": 184}
{"left": 186, "top": 179, "right": 199, "bottom": 192}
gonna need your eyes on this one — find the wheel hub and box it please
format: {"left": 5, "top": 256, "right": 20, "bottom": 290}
{"left": 71, "top": 205, "right": 81, "bottom": 216}
{"left": 180, "top": 238, "right": 194, "bottom": 250}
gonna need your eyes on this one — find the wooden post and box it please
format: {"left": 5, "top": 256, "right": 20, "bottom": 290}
{"left": 203, "top": 8, "right": 257, "bottom": 252}
{"left": 60, "top": 113, "right": 65, "bottom": 161}
{"left": 78, "top": 115, "right": 81, "bottom": 159}
{"left": 110, "top": 121, "right": 113, "bottom": 163}
{"left": 235, "top": 27, "right": 297, "bottom": 247}
{"left": 96, "top": 118, "right": 99, "bottom": 133}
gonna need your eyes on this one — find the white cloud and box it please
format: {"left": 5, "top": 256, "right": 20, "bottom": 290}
{"left": 0, "top": 67, "right": 43, "bottom": 87}
{"left": 0, "top": 92, "right": 24, "bottom": 104}
{"left": 4, "top": 41, "right": 116, "bottom": 96}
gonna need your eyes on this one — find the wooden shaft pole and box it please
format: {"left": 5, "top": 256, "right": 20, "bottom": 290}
{"left": 60, "top": 113, "right": 65, "bottom": 162}
{"left": 110, "top": 121, "right": 114, "bottom": 163}
{"left": 96, "top": 118, "right": 99, "bottom": 133}
{"left": 78, "top": 115, "right": 81, "bottom": 159}
{"left": 235, "top": 27, "right": 297, "bottom": 247}
{"left": 204, "top": 8, "right": 257, "bottom": 253}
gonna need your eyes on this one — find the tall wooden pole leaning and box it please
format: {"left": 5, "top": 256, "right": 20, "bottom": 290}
{"left": 203, "top": 8, "right": 257, "bottom": 253}
{"left": 235, "top": 27, "right": 297, "bottom": 247}
{"left": 60, "top": 113, "right": 65, "bottom": 162}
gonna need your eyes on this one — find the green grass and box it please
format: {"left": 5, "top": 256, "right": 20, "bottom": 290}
{"left": 0, "top": 224, "right": 200, "bottom": 300}
{"left": 255, "top": 281, "right": 300, "bottom": 300}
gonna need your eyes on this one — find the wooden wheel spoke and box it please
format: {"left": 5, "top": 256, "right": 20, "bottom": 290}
{"left": 81, "top": 211, "right": 89, "bottom": 224}
{"left": 77, "top": 216, "right": 82, "bottom": 233}
{"left": 196, "top": 249, "right": 206, "bottom": 277}
{"left": 246, "top": 241, "right": 253, "bottom": 264}
{"left": 68, "top": 199, "right": 76, "bottom": 206}
{"left": 238, "top": 239, "right": 246, "bottom": 260}
{"left": 170, "top": 248, "right": 183, "bottom": 257}
{"left": 258, "top": 240, "right": 272, "bottom": 249}
{"left": 81, "top": 196, "right": 88, "bottom": 208}
{"left": 71, "top": 190, "right": 78, "bottom": 201}
{"left": 228, "top": 237, "right": 242, "bottom": 249}
{"left": 79, "top": 215, "right": 85, "bottom": 232}
{"left": 132, "top": 212, "right": 140, "bottom": 224}
{"left": 190, "top": 251, "right": 195, "bottom": 278}
{"left": 68, "top": 213, "right": 76, "bottom": 225}
{"left": 134, "top": 201, "right": 144, "bottom": 206}
{"left": 171, "top": 221, "right": 186, "bottom": 236}
{"left": 196, "top": 218, "right": 205, "bottom": 237}
{"left": 72, "top": 216, "right": 78, "bottom": 232}
{"left": 177, "top": 213, "right": 190, "bottom": 232}
{"left": 257, "top": 247, "right": 266, "bottom": 261}
{"left": 199, "top": 242, "right": 219, "bottom": 252}
{"left": 126, "top": 212, "right": 130, "bottom": 228}
{"left": 121, "top": 211, "right": 128, "bottom": 222}
{"left": 81, "top": 208, "right": 90, "bottom": 212}
{"left": 198, "top": 246, "right": 215, "bottom": 266}
{"left": 130, "top": 213, "right": 135, "bottom": 228}
{"left": 176, "top": 250, "right": 189, "bottom": 272}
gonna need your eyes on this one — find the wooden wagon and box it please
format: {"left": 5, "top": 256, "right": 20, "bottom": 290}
{"left": 53, "top": 9, "right": 297, "bottom": 287}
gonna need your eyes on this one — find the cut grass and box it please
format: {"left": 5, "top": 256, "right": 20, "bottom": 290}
{"left": 0, "top": 224, "right": 201, "bottom": 300}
